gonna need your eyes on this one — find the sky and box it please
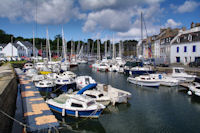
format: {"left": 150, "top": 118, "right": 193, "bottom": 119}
{"left": 0, "top": 0, "right": 200, "bottom": 42}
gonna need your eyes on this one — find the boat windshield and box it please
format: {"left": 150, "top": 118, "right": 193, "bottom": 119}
{"left": 175, "top": 69, "right": 184, "bottom": 73}
{"left": 87, "top": 101, "right": 95, "bottom": 107}
{"left": 99, "top": 94, "right": 104, "bottom": 97}
{"left": 196, "top": 87, "right": 200, "bottom": 90}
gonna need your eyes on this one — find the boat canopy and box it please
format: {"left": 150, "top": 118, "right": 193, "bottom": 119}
{"left": 77, "top": 83, "right": 97, "bottom": 95}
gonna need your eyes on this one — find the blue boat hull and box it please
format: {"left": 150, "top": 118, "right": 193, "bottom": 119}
{"left": 131, "top": 70, "right": 154, "bottom": 75}
{"left": 48, "top": 104, "right": 103, "bottom": 118}
{"left": 36, "top": 87, "right": 54, "bottom": 92}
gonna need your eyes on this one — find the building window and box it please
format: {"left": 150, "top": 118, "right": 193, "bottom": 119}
{"left": 176, "top": 57, "right": 180, "bottom": 63}
{"left": 185, "top": 57, "right": 187, "bottom": 62}
{"left": 193, "top": 45, "right": 196, "bottom": 52}
{"left": 184, "top": 46, "right": 187, "bottom": 52}
{"left": 177, "top": 47, "right": 179, "bottom": 53}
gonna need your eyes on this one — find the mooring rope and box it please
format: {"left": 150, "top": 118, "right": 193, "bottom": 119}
{"left": 0, "top": 109, "right": 59, "bottom": 133}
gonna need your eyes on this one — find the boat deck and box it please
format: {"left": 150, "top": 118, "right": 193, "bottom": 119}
{"left": 15, "top": 68, "right": 59, "bottom": 132}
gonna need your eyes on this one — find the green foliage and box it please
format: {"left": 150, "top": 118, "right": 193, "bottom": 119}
{"left": 0, "top": 29, "right": 138, "bottom": 54}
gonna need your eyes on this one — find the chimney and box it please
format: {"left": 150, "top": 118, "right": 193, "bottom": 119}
{"left": 191, "top": 22, "right": 195, "bottom": 29}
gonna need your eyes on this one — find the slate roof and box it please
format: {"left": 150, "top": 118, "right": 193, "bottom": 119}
{"left": 15, "top": 41, "right": 33, "bottom": 48}
{"left": 172, "top": 31, "right": 200, "bottom": 44}
{"left": 0, "top": 44, "right": 7, "bottom": 48}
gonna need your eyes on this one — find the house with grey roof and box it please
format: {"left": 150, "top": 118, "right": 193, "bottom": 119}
{"left": 0, "top": 43, "right": 26, "bottom": 57}
{"left": 16, "top": 41, "right": 38, "bottom": 57}
{"left": 170, "top": 23, "right": 200, "bottom": 65}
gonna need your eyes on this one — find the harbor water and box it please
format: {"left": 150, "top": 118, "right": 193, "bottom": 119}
{"left": 57, "top": 64, "right": 200, "bottom": 133}
{"left": 14, "top": 64, "right": 200, "bottom": 133}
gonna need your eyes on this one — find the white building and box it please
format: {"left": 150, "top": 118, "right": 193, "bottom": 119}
{"left": 170, "top": 26, "right": 200, "bottom": 65}
{"left": 16, "top": 41, "right": 38, "bottom": 57}
{"left": 0, "top": 43, "right": 26, "bottom": 57}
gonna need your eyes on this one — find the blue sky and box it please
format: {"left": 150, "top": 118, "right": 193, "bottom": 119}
{"left": 0, "top": 0, "right": 200, "bottom": 42}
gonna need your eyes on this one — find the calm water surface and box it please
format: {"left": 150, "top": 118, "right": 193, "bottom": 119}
{"left": 55, "top": 64, "right": 200, "bottom": 133}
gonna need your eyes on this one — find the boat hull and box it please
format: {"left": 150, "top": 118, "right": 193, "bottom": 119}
{"left": 160, "top": 81, "right": 178, "bottom": 87}
{"left": 48, "top": 104, "right": 103, "bottom": 118}
{"left": 131, "top": 70, "right": 155, "bottom": 75}
{"left": 128, "top": 78, "right": 160, "bottom": 88}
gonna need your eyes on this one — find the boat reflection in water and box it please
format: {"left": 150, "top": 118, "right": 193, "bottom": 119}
{"left": 54, "top": 113, "right": 106, "bottom": 133}
{"left": 103, "top": 103, "right": 131, "bottom": 114}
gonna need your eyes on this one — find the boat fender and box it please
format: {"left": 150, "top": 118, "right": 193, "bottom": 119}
{"left": 75, "top": 110, "right": 78, "bottom": 117}
{"left": 187, "top": 91, "right": 192, "bottom": 96}
{"left": 158, "top": 74, "right": 162, "bottom": 79}
{"left": 62, "top": 108, "right": 65, "bottom": 116}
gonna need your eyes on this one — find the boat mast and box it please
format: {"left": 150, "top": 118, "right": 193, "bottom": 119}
{"left": 141, "top": 12, "right": 143, "bottom": 56}
{"left": 105, "top": 40, "right": 107, "bottom": 58}
{"left": 57, "top": 37, "right": 59, "bottom": 57}
{"left": 62, "top": 28, "right": 67, "bottom": 61}
{"left": 33, "top": 30, "right": 35, "bottom": 62}
{"left": 40, "top": 42, "right": 42, "bottom": 58}
{"left": 91, "top": 41, "right": 94, "bottom": 56}
{"left": 119, "top": 40, "right": 122, "bottom": 58}
{"left": 97, "top": 39, "right": 100, "bottom": 60}
{"left": 112, "top": 34, "right": 116, "bottom": 60}
{"left": 46, "top": 28, "right": 51, "bottom": 61}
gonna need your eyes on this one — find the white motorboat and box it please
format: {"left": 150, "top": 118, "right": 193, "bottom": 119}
{"left": 129, "top": 66, "right": 154, "bottom": 75}
{"left": 150, "top": 74, "right": 179, "bottom": 87}
{"left": 31, "top": 74, "right": 45, "bottom": 82}
{"left": 188, "top": 82, "right": 200, "bottom": 97}
{"left": 46, "top": 94, "right": 105, "bottom": 118}
{"left": 77, "top": 58, "right": 88, "bottom": 64}
{"left": 127, "top": 75, "right": 160, "bottom": 88}
{"left": 54, "top": 76, "right": 76, "bottom": 92}
{"left": 25, "top": 68, "right": 38, "bottom": 77}
{"left": 83, "top": 90, "right": 111, "bottom": 106}
{"left": 171, "top": 67, "right": 196, "bottom": 82}
{"left": 35, "top": 79, "right": 55, "bottom": 92}
{"left": 116, "top": 64, "right": 124, "bottom": 73}
{"left": 61, "top": 71, "right": 77, "bottom": 79}
{"left": 46, "top": 73, "right": 59, "bottom": 80}
{"left": 97, "top": 63, "right": 109, "bottom": 72}
{"left": 108, "top": 64, "right": 118, "bottom": 72}
{"left": 60, "top": 61, "right": 70, "bottom": 71}
{"left": 96, "top": 84, "right": 132, "bottom": 105}
{"left": 23, "top": 63, "right": 34, "bottom": 72}
{"left": 75, "top": 76, "right": 96, "bottom": 89}
{"left": 35, "top": 62, "right": 45, "bottom": 71}
{"left": 92, "top": 60, "right": 100, "bottom": 69}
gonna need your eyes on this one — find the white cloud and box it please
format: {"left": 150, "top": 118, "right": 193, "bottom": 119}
{"left": 79, "top": 0, "right": 117, "bottom": 10}
{"left": 114, "top": 3, "right": 163, "bottom": 40}
{"left": 0, "top": 0, "right": 86, "bottom": 24}
{"left": 79, "top": 0, "right": 164, "bottom": 10}
{"left": 0, "top": 0, "right": 23, "bottom": 20}
{"left": 83, "top": 9, "right": 132, "bottom": 32}
{"left": 171, "top": 0, "right": 200, "bottom": 13}
{"left": 164, "top": 19, "right": 181, "bottom": 28}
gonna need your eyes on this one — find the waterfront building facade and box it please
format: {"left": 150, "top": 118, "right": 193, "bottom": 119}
{"left": 170, "top": 24, "right": 200, "bottom": 65}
